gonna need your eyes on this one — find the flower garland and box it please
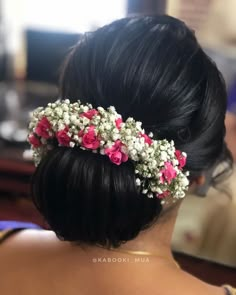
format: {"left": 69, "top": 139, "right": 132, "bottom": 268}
{"left": 28, "top": 99, "right": 189, "bottom": 204}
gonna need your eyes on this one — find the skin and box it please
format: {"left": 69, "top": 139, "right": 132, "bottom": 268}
{"left": 225, "top": 112, "right": 236, "bottom": 162}
{"left": 0, "top": 191, "right": 226, "bottom": 295}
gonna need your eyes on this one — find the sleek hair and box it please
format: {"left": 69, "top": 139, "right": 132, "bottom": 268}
{"left": 31, "top": 15, "right": 232, "bottom": 247}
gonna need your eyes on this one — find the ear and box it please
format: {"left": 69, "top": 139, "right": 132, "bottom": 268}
{"left": 188, "top": 175, "right": 206, "bottom": 195}
{"left": 195, "top": 175, "right": 206, "bottom": 186}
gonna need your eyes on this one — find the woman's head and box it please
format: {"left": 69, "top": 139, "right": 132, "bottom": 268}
{"left": 31, "top": 15, "right": 232, "bottom": 247}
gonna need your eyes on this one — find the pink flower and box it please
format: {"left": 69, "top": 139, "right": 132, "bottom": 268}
{"left": 82, "top": 125, "right": 100, "bottom": 150}
{"left": 140, "top": 133, "right": 152, "bottom": 145}
{"left": 81, "top": 109, "right": 98, "bottom": 120}
{"left": 78, "top": 129, "right": 84, "bottom": 137}
{"left": 175, "top": 150, "right": 186, "bottom": 168}
{"left": 56, "top": 127, "right": 71, "bottom": 146}
{"left": 115, "top": 117, "right": 123, "bottom": 129}
{"left": 157, "top": 190, "right": 170, "bottom": 199}
{"left": 105, "top": 140, "right": 128, "bottom": 165}
{"left": 35, "top": 116, "right": 51, "bottom": 139}
{"left": 160, "top": 162, "right": 177, "bottom": 184}
{"left": 109, "top": 151, "right": 123, "bottom": 165}
{"left": 28, "top": 134, "right": 41, "bottom": 148}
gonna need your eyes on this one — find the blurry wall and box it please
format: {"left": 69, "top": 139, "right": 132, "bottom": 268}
{"left": 1, "top": 0, "right": 126, "bottom": 79}
{"left": 168, "top": 0, "right": 211, "bottom": 33}
{"left": 167, "top": 0, "right": 236, "bottom": 49}
{"left": 127, "top": 0, "right": 166, "bottom": 15}
{"left": 167, "top": 0, "right": 236, "bottom": 90}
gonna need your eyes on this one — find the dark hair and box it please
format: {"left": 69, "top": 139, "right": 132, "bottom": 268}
{"left": 31, "top": 15, "right": 232, "bottom": 248}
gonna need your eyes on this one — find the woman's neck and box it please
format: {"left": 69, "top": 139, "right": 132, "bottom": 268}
{"left": 113, "top": 202, "right": 180, "bottom": 258}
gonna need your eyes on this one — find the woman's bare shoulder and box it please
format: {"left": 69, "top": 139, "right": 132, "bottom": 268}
{"left": 174, "top": 269, "right": 226, "bottom": 295}
{"left": 0, "top": 229, "right": 66, "bottom": 260}
{"left": 1, "top": 229, "right": 58, "bottom": 246}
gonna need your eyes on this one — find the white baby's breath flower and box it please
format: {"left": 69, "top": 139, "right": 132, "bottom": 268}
{"left": 83, "top": 117, "right": 90, "bottom": 125}
{"left": 74, "top": 119, "right": 80, "bottom": 126}
{"left": 112, "top": 133, "right": 120, "bottom": 141}
{"left": 151, "top": 160, "right": 157, "bottom": 166}
{"left": 135, "top": 178, "right": 141, "bottom": 186}
{"left": 181, "top": 177, "right": 189, "bottom": 187}
{"left": 82, "top": 106, "right": 89, "bottom": 112}
{"left": 135, "top": 121, "right": 142, "bottom": 129}
{"left": 70, "top": 115, "right": 77, "bottom": 122}
{"left": 126, "top": 117, "right": 134, "bottom": 123}
{"left": 130, "top": 149, "right": 137, "bottom": 156}
{"left": 29, "top": 122, "right": 35, "bottom": 129}
{"left": 63, "top": 105, "right": 69, "bottom": 112}
{"left": 104, "top": 123, "right": 112, "bottom": 130}
{"left": 141, "top": 152, "right": 146, "bottom": 158}
{"left": 177, "top": 191, "right": 185, "bottom": 199}
{"left": 108, "top": 106, "right": 116, "bottom": 113}
{"left": 172, "top": 159, "right": 179, "bottom": 166}
{"left": 148, "top": 132, "right": 153, "bottom": 138}
{"left": 113, "top": 128, "right": 119, "bottom": 134}
{"left": 160, "top": 151, "right": 168, "bottom": 161}
{"left": 63, "top": 112, "right": 70, "bottom": 119}
{"left": 125, "top": 135, "right": 132, "bottom": 141}
{"left": 100, "top": 149, "right": 105, "bottom": 155}
{"left": 155, "top": 187, "right": 162, "bottom": 194}
{"left": 64, "top": 118, "right": 70, "bottom": 125}
{"left": 55, "top": 107, "right": 63, "bottom": 117}
{"left": 147, "top": 193, "right": 154, "bottom": 198}
{"left": 97, "top": 106, "right": 105, "bottom": 113}
{"left": 45, "top": 108, "right": 52, "bottom": 116}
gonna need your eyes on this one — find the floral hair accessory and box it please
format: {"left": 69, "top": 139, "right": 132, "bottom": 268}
{"left": 28, "top": 99, "right": 189, "bottom": 204}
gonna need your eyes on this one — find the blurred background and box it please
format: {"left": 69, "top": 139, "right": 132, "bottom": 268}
{"left": 0, "top": 0, "right": 236, "bottom": 272}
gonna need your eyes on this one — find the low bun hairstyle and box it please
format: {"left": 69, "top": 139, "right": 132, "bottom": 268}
{"left": 31, "top": 15, "right": 232, "bottom": 247}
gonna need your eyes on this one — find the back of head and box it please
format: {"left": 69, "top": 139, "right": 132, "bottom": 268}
{"left": 32, "top": 15, "right": 232, "bottom": 248}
